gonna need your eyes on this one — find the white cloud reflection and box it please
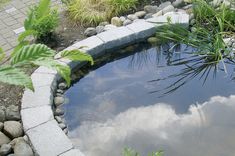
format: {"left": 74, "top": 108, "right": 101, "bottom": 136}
{"left": 69, "top": 95, "right": 235, "bottom": 156}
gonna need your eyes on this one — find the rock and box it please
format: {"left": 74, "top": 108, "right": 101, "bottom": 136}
{"left": 58, "top": 123, "right": 66, "bottom": 130}
{"left": 0, "top": 122, "right": 3, "bottom": 131}
{"left": 9, "top": 137, "right": 24, "bottom": 148}
{"left": 134, "top": 11, "right": 147, "bottom": 18}
{"left": 159, "top": 1, "right": 172, "bottom": 10}
{"left": 7, "top": 154, "right": 15, "bottom": 156}
{"left": 223, "top": 0, "right": 231, "bottom": 7}
{"left": 95, "top": 25, "right": 105, "bottom": 34}
{"left": 144, "top": 13, "right": 153, "bottom": 19}
{"left": 23, "top": 135, "right": 29, "bottom": 144}
{"left": 54, "top": 97, "right": 65, "bottom": 106}
{"left": 0, "top": 132, "right": 11, "bottom": 146}
{"left": 58, "top": 82, "right": 67, "bottom": 90}
{"left": 55, "top": 116, "right": 63, "bottom": 123}
{"left": 104, "top": 24, "right": 117, "bottom": 31}
{"left": 152, "top": 10, "right": 163, "bottom": 17}
{"left": 144, "top": 5, "right": 158, "bottom": 13}
{"left": 3, "top": 121, "right": 23, "bottom": 139}
{"left": 190, "top": 19, "right": 196, "bottom": 25}
{"left": 54, "top": 108, "right": 64, "bottom": 116}
{"left": 127, "top": 14, "right": 138, "bottom": 21}
{"left": 56, "top": 89, "right": 64, "bottom": 94}
{"left": 147, "top": 37, "right": 160, "bottom": 45}
{"left": 0, "top": 106, "right": 6, "bottom": 122}
{"left": 173, "top": 0, "right": 184, "bottom": 7}
{"left": 189, "top": 13, "right": 194, "bottom": 21}
{"left": 14, "top": 140, "right": 33, "bottom": 156}
{"left": 120, "top": 16, "right": 126, "bottom": 22}
{"left": 123, "top": 19, "right": 132, "bottom": 26}
{"left": 84, "top": 27, "right": 97, "bottom": 37}
{"left": 63, "top": 128, "right": 68, "bottom": 135}
{"left": 212, "top": 0, "right": 222, "bottom": 7}
{"left": 99, "top": 21, "right": 109, "bottom": 26}
{"left": 5, "top": 106, "right": 20, "bottom": 121}
{"left": 0, "top": 144, "right": 12, "bottom": 155}
{"left": 162, "top": 5, "right": 175, "bottom": 14}
{"left": 111, "top": 17, "right": 122, "bottom": 27}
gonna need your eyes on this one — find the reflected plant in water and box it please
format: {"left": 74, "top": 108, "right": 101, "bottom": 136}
{"left": 123, "top": 148, "right": 163, "bottom": 156}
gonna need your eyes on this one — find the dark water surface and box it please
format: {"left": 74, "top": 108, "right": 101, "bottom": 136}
{"left": 64, "top": 44, "right": 235, "bottom": 156}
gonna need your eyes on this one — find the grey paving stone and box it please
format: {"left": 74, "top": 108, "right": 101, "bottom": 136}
{"left": 5, "top": 7, "right": 17, "bottom": 13}
{"left": 97, "top": 26, "right": 136, "bottom": 51}
{"left": 21, "top": 85, "right": 53, "bottom": 109}
{"left": 59, "top": 149, "right": 85, "bottom": 156}
{"left": 21, "top": 105, "right": 54, "bottom": 131}
{"left": 126, "top": 20, "right": 156, "bottom": 41}
{"left": 13, "top": 27, "right": 25, "bottom": 35}
{"left": 27, "top": 120, "right": 73, "bottom": 156}
{"left": 72, "top": 35, "right": 106, "bottom": 57}
{"left": 30, "top": 70, "right": 57, "bottom": 88}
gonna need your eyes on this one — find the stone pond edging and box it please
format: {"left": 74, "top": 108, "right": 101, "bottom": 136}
{"left": 20, "top": 13, "right": 189, "bottom": 156}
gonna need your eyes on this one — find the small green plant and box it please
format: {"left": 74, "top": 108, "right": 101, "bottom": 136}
{"left": 106, "top": 0, "right": 138, "bottom": 17}
{"left": 67, "top": 0, "right": 138, "bottom": 26}
{"left": 68, "top": 0, "right": 107, "bottom": 26}
{"left": 22, "top": 0, "right": 59, "bottom": 42}
{"left": 0, "top": 44, "right": 93, "bottom": 91}
{"left": 123, "top": 148, "right": 163, "bottom": 156}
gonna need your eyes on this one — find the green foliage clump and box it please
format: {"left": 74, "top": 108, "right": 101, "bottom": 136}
{"left": 68, "top": 0, "right": 107, "bottom": 26}
{"left": 23, "top": 0, "right": 59, "bottom": 41}
{"left": 0, "top": 43, "right": 93, "bottom": 91}
{"left": 106, "top": 0, "right": 138, "bottom": 17}
{"left": 67, "top": 0, "right": 138, "bottom": 26}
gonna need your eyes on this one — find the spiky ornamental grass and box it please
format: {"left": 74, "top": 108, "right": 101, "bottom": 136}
{"left": 153, "top": 0, "right": 235, "bottom": 95}
{"left": 67, "top": 0, "right": 138, "bottom": 26}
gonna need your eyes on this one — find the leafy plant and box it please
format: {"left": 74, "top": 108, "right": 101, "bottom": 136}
{"left": 106, "top": 0, "right": 138, "bottom": 18}
{"left": 123, "top": 148, "right": 163, "bottom": 156}
{"left": 21, "top": 0, "right": 59, "bottom": 42}
{"left": 67, "top": 0, "right": 138, "bottom": 25}
{"left": 0, "top": 44, "right": 93, "bottom": 91}
{"left": 68, "top": 0, "right": 107, "bottom": 26}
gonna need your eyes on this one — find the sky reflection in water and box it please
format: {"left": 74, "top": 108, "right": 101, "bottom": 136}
{"left": 64, "top": 44, "right": 235, "bottom": 156}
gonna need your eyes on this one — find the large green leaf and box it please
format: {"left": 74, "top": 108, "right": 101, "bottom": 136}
{"left": 60, "top": 49, "right": 94, "bottom": 65}
{"left": 0, "top": 66, "right": 34, "bottom": 90}
{"left": 32, "top": 58, "right": 71, "bottom": 86}
{"left": 37, "top": 0, "right": 50, "bottom": 18}
{"left": 11, "top": 44, "right": 55, "bottom": 65}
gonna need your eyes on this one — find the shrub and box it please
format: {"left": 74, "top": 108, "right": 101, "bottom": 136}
{"left": 68, "top": 0, "right": 107, "bottom": 26}
{"left": 123, "top": 148, "right": 163, "bottom": 156}
{"left": 67, "top": 0, "right": 138, "bottom": 26}
{"left": 23, "top": 0, "right": 59, "bottom": 41}
{"left": 106, "top": 0, "right": 138, "bottom": 17}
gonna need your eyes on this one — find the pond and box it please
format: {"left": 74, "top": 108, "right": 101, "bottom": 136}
{"left": 63, "top": 43, "right": 235, "bottom": 156}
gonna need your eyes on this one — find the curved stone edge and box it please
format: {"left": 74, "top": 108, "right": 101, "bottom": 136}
{"left": 21, "top": 13, "right": 189, "bottom": 156}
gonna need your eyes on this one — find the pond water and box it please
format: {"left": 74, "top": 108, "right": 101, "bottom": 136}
{"left": 64, "top": 44, "right": 235, "bottom": 156}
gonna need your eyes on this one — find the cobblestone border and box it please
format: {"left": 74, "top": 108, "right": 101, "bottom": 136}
{"left": 21, "top": 13, "right": 189, "bottom": 156}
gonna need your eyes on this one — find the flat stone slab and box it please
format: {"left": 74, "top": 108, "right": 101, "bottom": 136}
{"left": 146, "top": 12, "right": 189, "bottom": 27}
{"left": 126, "top": 20, "right": 156, "bottom": 41}
{"left": 21, "top": 105, "right": 54, "bottom": 131}
{"left": 72, "top": 36, "right": 106, "bottom": 57}
{"left": 59, "top": 149, "right": 85, "bottom": 156}
{"left": 21, "top": 85, "right": 53, "bottom": 109}
{"left": 97, "top": 26, "right": 136, "bottom": 50}
{"left": 26, "top": 120, "right": 73, "bottom": 156}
